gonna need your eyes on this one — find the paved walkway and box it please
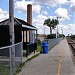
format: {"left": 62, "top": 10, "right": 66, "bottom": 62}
{"left": 17, "top": 39, "right": 75, "bottom": 75}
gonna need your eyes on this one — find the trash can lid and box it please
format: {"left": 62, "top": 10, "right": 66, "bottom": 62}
{"left": 42, "top": 42, "right": 48, "bottom": 46}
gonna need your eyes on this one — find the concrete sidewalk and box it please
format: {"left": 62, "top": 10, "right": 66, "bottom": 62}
{"left": 17, "top": 39, "right": 75, "bottom": 75}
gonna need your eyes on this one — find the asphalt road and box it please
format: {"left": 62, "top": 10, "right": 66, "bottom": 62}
{"left": 17, "top": 39, "right": 75, "bottom": 75}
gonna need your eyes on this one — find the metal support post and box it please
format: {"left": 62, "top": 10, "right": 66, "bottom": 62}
{"left": 9, "top": 0, "right": 15, "bottom": 74}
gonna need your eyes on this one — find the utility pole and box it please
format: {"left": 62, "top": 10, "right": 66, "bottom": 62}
{"left": 61, "top": 27, "right": 63, "bottom": 38}
{"left": 9, "top": 0, "right": 15, "bottom": 75}
{"left": 56, "top": 17, "right": 61, "bottom": 38}
{"left": 56, "top": 17, "right": 59, "bottom": 38}
{"left": 61, "top": 27, "right": 63, "bottom": 35}
{"left": 57, "top": 25, "right": 59, "bottom": 38}
{"left": 44, "top": 25, "right": 45, "bottom": 39}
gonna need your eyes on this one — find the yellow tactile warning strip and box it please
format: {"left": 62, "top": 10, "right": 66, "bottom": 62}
{"left": 57, "top": 49, "right": 64, "bottom": 75}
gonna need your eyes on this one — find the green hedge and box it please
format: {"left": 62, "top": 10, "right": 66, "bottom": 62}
{"left": 47, "top": 34, "right": 56, "bottom": 39}
{"left": 70, "top": 35, "right": 75, "bottom": 40}
{"left": 47, "top": 34, "right": 65, "bottom": 39}
{"left": 59, "top": 34, "right": 65, "bottom": 38}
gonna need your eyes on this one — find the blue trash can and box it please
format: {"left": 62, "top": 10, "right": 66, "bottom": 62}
{"left": 42, "top": 42, "right": 48, "bottom": 54}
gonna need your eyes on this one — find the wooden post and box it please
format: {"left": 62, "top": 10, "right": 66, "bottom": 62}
{"left": 23, "top": 30, "right": 24, "bottom": 44}
{"left": 26, "top": 30, "right": 28, "bottom": 57}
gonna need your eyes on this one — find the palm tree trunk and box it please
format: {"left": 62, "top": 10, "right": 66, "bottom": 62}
{"left": 50, "top": 27, "right": 52, "bottom": 34}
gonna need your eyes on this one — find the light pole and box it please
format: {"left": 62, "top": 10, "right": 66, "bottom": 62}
{"left": 56, "top": 17, "right": 61, "bottom": 38}
{"left": 56, "top": 17, "right": 59, "bottom": 38}
{"left": 44, "top": 25, "right": 46, "bottom": 39}
{"left": 61, "top": 27, "right": 64, "bottom": 38}
{"left": 61, "top": 27, "right": 63, "bottom": 35}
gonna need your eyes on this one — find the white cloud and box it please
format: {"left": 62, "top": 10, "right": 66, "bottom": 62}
{"left": 47, "top": 16, "right": 64, "bottom": 21}
{"left": 32, "top": 13, "right": 75, "bottom": 35}
{"left": 33, "top": 14, "right": 47, "bottom": 24}
{"left": 33, "top": 14, "right": 67, "bottom": 34}
{"left": 70, "top": 0, "right": 75, "bottom": 11}
{"left": 48, "top": 16, "right": 57, "bottom": 20}
{"left": 55, "top": 7, "right": 70, "bottom": 20}
{"left": 42, "top": 10, "right": 48, "bottom": 15}
{"left": 15, "top": 0, "right": 41, "bottom": 14}
{"left": 33, "top": 0, "right": 67, "bottom": 7}
{"left": 15, "top": 0, "right": 27, "bottom": 12}
{"left": 0, "top": 8, "right": 9, "bottom": 22}
{"left": 70, "top": 6, "right": 75, "bottom": 11}
{"left": 32, "top": 5, "right": 41, "bottom": 13}
{"left": 70, "top": 0, "right": 75, "bottom": 6}
{"left": 33, "top": 14, "right": 64, "bottom": 34}
{"left": 57, "top": 24, "right": 75, "bottom": 36}
{"left": 46, "top": 7, "right": 49, "bottom": 9}
{"left": 33, "top": 14, "right": 50, "bottom": 34}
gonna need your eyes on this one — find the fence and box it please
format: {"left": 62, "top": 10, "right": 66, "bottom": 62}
{"left": 26, "top": 42, "right": 37, "bottom": 57}
{"left": 45, "top": 38, "right": 63, "bottom": 50}
{"left": 0, "top": 42, "right": 23, "bottom": 75}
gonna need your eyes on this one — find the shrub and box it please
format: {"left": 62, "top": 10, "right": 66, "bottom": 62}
{"left": 47, "top": 34, "right": 56, "bottom": 39}
{"left": 37, "top": 39, "right": 41, "bottom": 45}
{"left": 70, "top": 35, "right": 75, "bottom": 40}
{"left": 59, "top": 34, "right": 65, "bottom": 38}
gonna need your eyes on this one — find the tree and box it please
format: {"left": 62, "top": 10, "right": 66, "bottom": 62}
{"left": 43, "top": 18, "right": 59, "bottom": 34}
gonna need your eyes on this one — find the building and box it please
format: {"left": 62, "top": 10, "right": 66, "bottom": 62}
{"left": 0, "top": 17, "right": 37, "bottom": 56}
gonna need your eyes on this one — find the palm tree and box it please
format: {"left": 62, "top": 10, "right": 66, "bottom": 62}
{"left": 43, "top": 18, "right": 59, "bottom": 34}
{"left": 51, "top": 19, "right": 59, "bottom": 32}
{"left": 43, "top": 18, "right": 52, "bottom": 34}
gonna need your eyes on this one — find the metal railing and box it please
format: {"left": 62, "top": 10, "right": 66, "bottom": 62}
{"left": 0, "top": 42, "right": 23, "bottom": 75}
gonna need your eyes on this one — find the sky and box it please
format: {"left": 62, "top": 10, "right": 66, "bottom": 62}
{"left": 0, "top": 0, "right": 75, "bottom": 36}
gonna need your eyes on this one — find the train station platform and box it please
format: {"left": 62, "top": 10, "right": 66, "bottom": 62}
{"left": 17, "top": 39, "right": 75, "bottom": 75}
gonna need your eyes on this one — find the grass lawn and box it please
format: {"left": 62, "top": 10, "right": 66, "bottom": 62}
{"left": 0, "top": 64, "right": 10, "bottom": 75}
{"left": 36, "top": 44, "right": 41, "bottom": 52}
